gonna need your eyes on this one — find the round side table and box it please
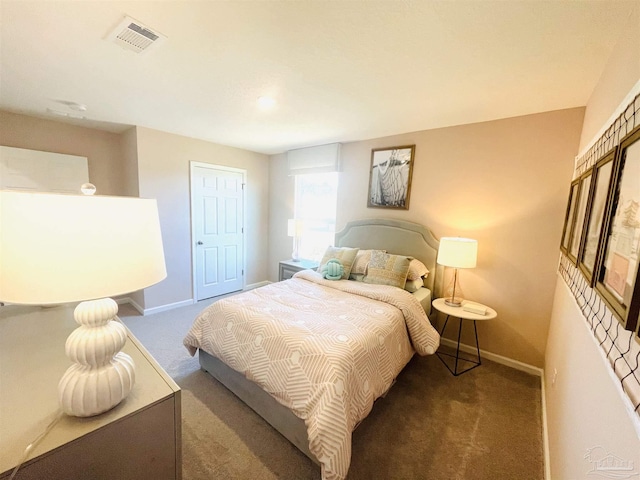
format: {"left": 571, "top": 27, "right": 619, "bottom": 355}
{"left": 432, "top": 298, "right": 497, "bottom": 376}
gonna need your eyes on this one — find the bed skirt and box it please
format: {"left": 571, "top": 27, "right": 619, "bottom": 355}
{"left": 198, "top": 349, "right": 319, "bottom": 465}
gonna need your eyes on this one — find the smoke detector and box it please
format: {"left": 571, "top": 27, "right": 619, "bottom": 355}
{"left": 106, "top": 16, "right": 166, "bottom": 54}
{"left": 55, "top": 100, "right": 87, "bottom": 112}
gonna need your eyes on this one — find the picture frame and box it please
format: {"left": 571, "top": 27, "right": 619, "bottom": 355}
{"left": 567, "top": 169, "right": 593, "bottom": 265}
{"left": 596, "top": 124, "right": 640, "bottom": 332}
{"left": 367, "top": 145, "right": 415, "bottom": 209}
{"left": 578, "top": 147, "right": 617, "bottom": 285}
{"left": 560, "top": 179, "right": 580, "bottom": 255}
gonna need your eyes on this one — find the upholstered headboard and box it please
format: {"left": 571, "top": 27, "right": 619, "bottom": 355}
{"left": 334, "top": 218, "right": 442, "bottom": 297}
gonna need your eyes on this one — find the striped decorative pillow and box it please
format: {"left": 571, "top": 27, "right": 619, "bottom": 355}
{"left": 363, "top": 250, "right": 411, "bottom": 288}
{"left": 350, "top": 249, "right": 386, "bottom": 277}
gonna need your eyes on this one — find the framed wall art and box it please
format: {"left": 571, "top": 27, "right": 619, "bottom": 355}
{"left": 568, "top": 169, "right": 593, "bottom": 264}
{"left": 578, "top": 147, "right": 617, "bottom": 285}
{"left": 367, "top": 145, "right": 415, "bottom": 209}
{"left": 596, "top": 124, "right": 640, "bottom": 332}
{"left": 560, "top": 179, "right": 580, "bottom": 255}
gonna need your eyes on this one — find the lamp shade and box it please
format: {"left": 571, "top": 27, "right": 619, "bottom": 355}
{"left": 437, "top": 237, "right": 478, "bottom": 269}
{"left": 0, "top": 190, "right": 167, "bottom": 304}
{"left": 287, "top": 218, "right": 303, "bottom": 237}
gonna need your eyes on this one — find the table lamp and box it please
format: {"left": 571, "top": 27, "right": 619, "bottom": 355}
{"left": 0, "top": 189, "right": 166, "bottom": 417}
{"left": 287, "top": 218, "right": 303, "bottom": 261}
{"left": 437, "top": 237, "right": 478, "bottom": 307}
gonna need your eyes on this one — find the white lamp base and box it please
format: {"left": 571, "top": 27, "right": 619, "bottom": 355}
{"left": 58, "top": 298, "right": 135, "bottom": 417}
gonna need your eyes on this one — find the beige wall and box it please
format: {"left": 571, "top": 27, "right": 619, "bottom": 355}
{"left": 0, "top": 113, "right": 271, "bottom": 312}
{"left": 546, "top": 282, "right": 640, "bottom": 478}
{"left": 120, "top": 127, "right": 140, "bottom": 197}
{"left": 268, "top": 153, "right": 296, "bottom": 282}
{"left": 545, "top": 6, "right": 640, "bottom": 479}
{"left": 0, "top": 111, "right": 127, "bottom": 196}
{"left": 135, "top": 127, "right": 270, "bottom": 311}
{"left": 579, "top": 7, "right": 640, "bottom": 152}
{"left": 343, "top": 110, "right": 584, "bottom": 368}
{"left": 269, "top": 108, "right": 584, "bottom": 368}
{"left": 119, "top": 127, "right": 144, "bottom": 308}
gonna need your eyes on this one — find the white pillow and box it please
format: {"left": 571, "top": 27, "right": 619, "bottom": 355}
{"left": 404, "top": 277, "right": 424, "bottom": 293}
{"left": 407, "top": 258, "right": 430, "bottom": 281}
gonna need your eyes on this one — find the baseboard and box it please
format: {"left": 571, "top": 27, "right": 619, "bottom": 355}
{"left": 143, "top": 298, "right": 195, "bottom": 315}
{"left": 118, "top": 297, "right": 195, "bottom": 316}
{"left": 244, "top": 281, "right": 270, "bottom": 290}
{"left": 541, "top": 374, "right": 551, "bottom": 480}
{"left": 439, "top": 338, "right": 543, "bottom": 377}
{"left": 117, "top": 296, "right": 143, "bottom": 314}
{"left": 119, "top": 284, "right": 271, "bottom": 315}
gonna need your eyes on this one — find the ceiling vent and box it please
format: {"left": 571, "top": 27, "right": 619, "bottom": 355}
{"left": 106, "top": 16, "right": 166, "bottom": 54}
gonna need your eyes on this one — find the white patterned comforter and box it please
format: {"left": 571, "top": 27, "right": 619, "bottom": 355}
{"left": 183, "top": 269, "right": 440, "bottom": 480}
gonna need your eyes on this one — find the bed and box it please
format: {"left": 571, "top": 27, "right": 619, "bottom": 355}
{"left": 183, "top": 218, "right": 442, "bottom": 480}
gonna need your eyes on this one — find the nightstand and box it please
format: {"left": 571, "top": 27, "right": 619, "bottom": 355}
{"left": 279, "top": 259, "right": 319, "bottom": 281}
{"left": 432, "top": 298, "right": 497, "bottom": 376}
{"left": 0, "top": 305, "right": 181, "bottom": 479}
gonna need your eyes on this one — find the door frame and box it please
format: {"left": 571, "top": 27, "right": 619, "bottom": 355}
{"left": 189, "top": 161, "right": 247, "bottom": 302}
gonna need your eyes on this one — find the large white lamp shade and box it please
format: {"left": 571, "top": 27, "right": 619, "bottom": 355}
{"left": 437, "top": 237, "right": 478, "bottom": 306}
{"left": 437, "top": 237, "right": 478, "bottom": 269}
{"left": 0, "top": 190, "right": 167, "bottom": 416}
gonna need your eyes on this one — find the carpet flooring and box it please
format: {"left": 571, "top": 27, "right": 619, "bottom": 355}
{"left": 119, "top": 298, "right": 544, "bottom": 480}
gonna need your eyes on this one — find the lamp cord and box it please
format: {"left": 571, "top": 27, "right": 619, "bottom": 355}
{"left": 9, "top": 409, "right": 63, "bottom": 479}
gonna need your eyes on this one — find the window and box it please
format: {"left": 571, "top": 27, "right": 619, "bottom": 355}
{"left": 294, "top": 172, "right": 339, "bottom": 261}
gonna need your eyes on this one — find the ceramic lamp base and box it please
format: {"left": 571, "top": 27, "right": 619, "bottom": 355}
{"left": 58, "top": 298, "right": 136, "bottom": 417}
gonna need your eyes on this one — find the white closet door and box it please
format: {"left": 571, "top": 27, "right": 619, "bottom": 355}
{"left": 192, "top": 164, "right": 245, "bottom": 301}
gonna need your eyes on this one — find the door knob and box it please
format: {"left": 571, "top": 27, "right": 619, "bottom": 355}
{"left": 197, "top": 241, "right": 203, "bottom": 245}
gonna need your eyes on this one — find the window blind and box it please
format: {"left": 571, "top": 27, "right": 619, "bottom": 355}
{"left": 287, "top": 143, "right": 341, "bottom": 175}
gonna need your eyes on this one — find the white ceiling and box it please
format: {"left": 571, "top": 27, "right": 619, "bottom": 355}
{"left": 1, "top": 1, "right": 637, "bottom": 155}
